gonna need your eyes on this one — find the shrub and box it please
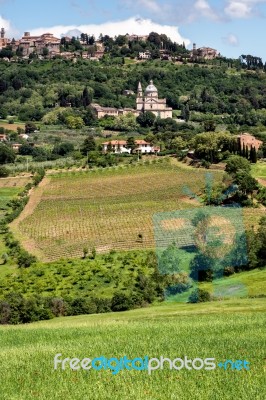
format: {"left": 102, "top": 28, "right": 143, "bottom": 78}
{"left": 111, "top": 292, "right": 133, "bottom": 311}
{"left": 188, "top": 289, "right": 211, "bottom": 303}
{"left": 0, "top": 166, "right": 9, "bottom": 177}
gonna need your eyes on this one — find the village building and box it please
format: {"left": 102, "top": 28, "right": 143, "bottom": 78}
{"left": 191, "top": 43, "right": 220, "bottom": 60}
{"left": 138, "top": 51, "right": 151, "bottom": 60}
{"left": 0, "top": 134, "right": 7, "bottom": 142}
{"left": 102, "top": 139, "right": 160, "bottom": 154}
{"left": 237, "top": 133, "right": 263, "bottom": 151}
{"left": 15, "top": 32, "right": 61, "bottom": 56}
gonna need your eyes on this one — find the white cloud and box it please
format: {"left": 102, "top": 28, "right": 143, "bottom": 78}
{"left": 224, "top": 0, "right": 266, "bottom": 18}
{"left": 194, "top": 0, "right": 219, "bottom": 19}
{"left": 29, "top": 17, "right": 190, "bottom": 45}
{"left": 0, "top": 15, "right": 18, "bottom": 37}
{"left": 222, "top": 33, "right": 239, "bottom": 46}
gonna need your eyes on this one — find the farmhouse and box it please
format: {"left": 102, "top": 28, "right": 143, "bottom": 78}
{"left": 238, "top": 133, "right": 263, "bottom": 151}
{"left": 102, "top": 139, "right": 160, "bottom": 154}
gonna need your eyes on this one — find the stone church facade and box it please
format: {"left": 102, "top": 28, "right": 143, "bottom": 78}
{"left": 136, "top": 81, "right": 173, "bottom": 119}
{"left": 92, "top": 80, "right": 173, "bottom": 119}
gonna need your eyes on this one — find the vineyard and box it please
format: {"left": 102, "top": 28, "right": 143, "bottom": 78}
{"left": 10, "top": 161, "right": 210, "bottom": 260}
{"left": 11, "top": 160, "right": 264, "bottom": 261}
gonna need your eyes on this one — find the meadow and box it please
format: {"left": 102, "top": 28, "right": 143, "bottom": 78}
{"left": 13, "top": 160, "right": 223, "bottom": 261}
{"left": 0, "top": 298, "right": 265, "bottom": 400}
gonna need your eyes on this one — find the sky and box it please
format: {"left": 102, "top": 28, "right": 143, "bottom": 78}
{"left": 0, "top": 0, "right": 265, "bottom": 60}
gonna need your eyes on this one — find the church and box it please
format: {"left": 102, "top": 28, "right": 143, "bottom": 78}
{"left": 136, "top": 80, "right": 173, "bottom": 119}
{"left": 91, "top": 80, "right": 172, "bottom": 119}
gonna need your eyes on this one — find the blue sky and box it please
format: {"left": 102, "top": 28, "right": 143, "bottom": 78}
{"left": 0, "top": 0, "right": 265, "bottom": 60}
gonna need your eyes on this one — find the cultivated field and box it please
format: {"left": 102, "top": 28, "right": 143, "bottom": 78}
{"left": 11, "top": 161, "right": 265, "bottom": 261}
{"left": 0, "top": 121, "right": 25, "bottom": 131}
{"left": 0, "top": 298, "right": 265, "bottom": 400}
{"left": 13, "top": 161, "right": 220, "bottom": 261}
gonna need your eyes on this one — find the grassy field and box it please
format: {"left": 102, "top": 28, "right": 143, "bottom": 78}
{"left": 12, "top": 161, "right": 224, "bottom": 261}
{"left": 251, "top": 162, "right": 266, "bottom": 179}
{"left": 0, "top": 298, "right": 265, "bottom": 400}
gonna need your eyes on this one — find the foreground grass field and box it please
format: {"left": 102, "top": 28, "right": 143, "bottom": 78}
{"left": 0, "top": 298, "right": 265, "bottom": 400}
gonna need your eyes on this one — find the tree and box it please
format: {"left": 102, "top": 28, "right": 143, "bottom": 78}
{"left": 136, "top": 111, "right": 156, "bottom": 127}
{"left": 65, "top": 116, "right": 85, "bottom": 129}
{"left": 225, "top": 155, "right": 251, "bottom": 175}
{"left": 52, "top": 142, "right": 74, "bottom": 156}
{"left": 82, "top": 87, "right": 92, "bottom": 107}
{"left": 126, "top": 137, "right": 136, "bottom": 153}
{"left": 204, "top": 120, "right": 216, "bottom": 132}
{"left": 0, "top": 145, "right": 16, "bottom": 164}
{"left": 81, "top": 134, "right": 96, "bottom": 155}
{"left": 234, "top": 171, "right": 258, "bottom": 196}
{"left": 25, "top": 122, "right": 37, "bottom": 133}
{"left": 181, "top": 104, "right": 190, "bottom": 122}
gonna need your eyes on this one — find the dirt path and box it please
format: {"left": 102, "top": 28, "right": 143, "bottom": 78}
{"left": 257, "top": 178, "right": 266, "bottom": 187}
{"left": 9, "top": 177, "right": 51, "bottom": 261}
{"left": 11, "top": 176, "right": 51, "bottom": 226}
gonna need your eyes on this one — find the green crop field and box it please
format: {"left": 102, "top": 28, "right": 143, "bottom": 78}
{"left": 0, "top": 298, "right": 265, "bottom": 400}
{"left": 12, "top": 161, "right": 224, "bottom": 261}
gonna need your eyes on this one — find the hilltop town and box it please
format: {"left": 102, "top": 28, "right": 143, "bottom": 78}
{"left": 0, "top": 27, "right": 220, "bottom": 62}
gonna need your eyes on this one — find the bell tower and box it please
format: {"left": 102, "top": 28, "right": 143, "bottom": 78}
{"left": 136, "top": 81, "right": 144, "bottom": 111}
{"left": 1, "top": 28, "right": 5, "bottom": 39}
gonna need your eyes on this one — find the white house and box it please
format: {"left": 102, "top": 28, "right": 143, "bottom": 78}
{"left": 102, "top": 139, "right": 160, "bottom": 154}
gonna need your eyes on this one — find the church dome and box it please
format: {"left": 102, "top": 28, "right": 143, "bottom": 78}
{"left": 145, "top": 80, "right": 158, "bottom": 95}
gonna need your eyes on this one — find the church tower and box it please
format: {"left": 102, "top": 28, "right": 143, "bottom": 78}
{"left": 1, "top": 28, "right": 5, "bottom": 39}
{"left": 136, "top": 81, "right": 144, "bottom": 111}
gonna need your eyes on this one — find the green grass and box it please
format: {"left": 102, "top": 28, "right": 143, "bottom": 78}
{"left": 0, "top": 298, "right": 265, "bottom": 400}
{"left": 0, "top": 185, "right": 26, "bottom": 268}
{"left": 251, "top": 162, "right": 266, "bottom": 179}
{"left": 201, "top": 268, "right": 266, "bottom": 298}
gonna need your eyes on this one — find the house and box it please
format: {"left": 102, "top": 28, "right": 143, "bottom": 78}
{"left": 127, "top": 34, "right": 149, "bottom": 42}
{"left": 11, "top": 143, "right": 22, "bottom": 152}
{"left": 0, "top": 134, "right": 7, "bottom": 142}
{"left": 102, "top": 139, "right": 160, "bottom": 154}
{"left": 138, "top": 51, "right": 151, "bottom": 60}
{"left": 16, "top": 32, "right": 61, "bottom": 56}
{"left": 237, "top": 133, "right": 263, "bottom": 151}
